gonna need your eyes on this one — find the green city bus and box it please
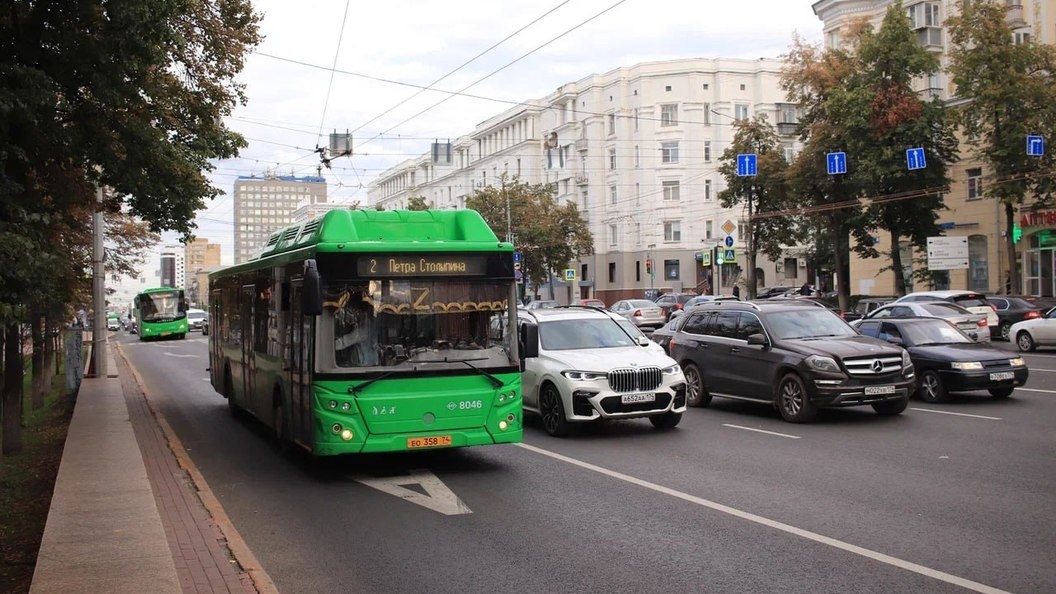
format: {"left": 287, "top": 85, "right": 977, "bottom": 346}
{"left": 208, "top": 209, "right": 522, "bottom": 456}
{"left": 133, "top": 287, "right": 189, "bottom": 340}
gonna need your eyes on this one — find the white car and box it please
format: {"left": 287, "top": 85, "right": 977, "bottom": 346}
{"left": 1010, "top": 307, "right": 1056, "bottom": 351}
{"left": 518, "top": 308, "right": 687, "bottom": 436}
{"left": 894, "top": 290, "right": 999, "bottom": 338}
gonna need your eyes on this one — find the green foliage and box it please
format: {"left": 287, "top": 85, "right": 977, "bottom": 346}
{"left": 466, "top": 176, "right": 593, "bottom": 289}
{"left": 406, "top": 195, "right": 432, "bottom": 211}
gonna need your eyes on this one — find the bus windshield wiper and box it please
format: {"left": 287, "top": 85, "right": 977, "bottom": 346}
{"left": 450, "top": 358, "right": 504, "bottom": 389}
{"left": 348, "top": 371, "right": 398, "bottom": 395}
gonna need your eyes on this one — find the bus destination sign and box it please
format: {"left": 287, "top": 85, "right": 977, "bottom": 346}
{"left": 357, "top": 254, "right": 488, "bottom": 277}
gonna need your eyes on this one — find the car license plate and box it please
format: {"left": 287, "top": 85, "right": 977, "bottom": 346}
{"left": 989, "top": 372, "right": 1015, "bottom": 381}
{"left": 407, "top": 435, "right": 452, "bottom": 449}
{"left": 621, "top": 393, "right": 655, "bottom": 404}
{"left": 864, "top": 385, "right": 895, "bottom": 395}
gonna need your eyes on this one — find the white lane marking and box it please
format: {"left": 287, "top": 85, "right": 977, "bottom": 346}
{"left": 909, "top": 408, "right": 1002, "bottom": 421}
{"left": 722, "top": 424, "right": 801, "bottom": 439}
{"left": 353, "top": 469, "right": 472, "bottom": 516}
{"left": 163, "top": 352, "right": 198, "bottom": 358}
{"left": 516, "top": 442, "right": 1010, "bottom": 594}
{"left": 1024, "top": 367, "right": 1056, "bottom": 372}
{"left": 1014, "top": 387, "right": 1056, "bottom": 394}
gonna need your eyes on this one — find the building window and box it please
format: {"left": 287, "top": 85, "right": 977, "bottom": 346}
{"left": 664, "top": 259, "right": 680, "bottom": 280}
{"left": 661, "top": 142, "right": 679, "bottom": 164}
{"left": 703, "top": 141, "right": 712, "bottom": 162}
{"left": 610, "top": 185, "right": 617, "bottom": 205}
{"left": 607, "top": 113, "right": 616, "bottom": 135}
{"left": 739, "top": 84, "right": 746, "bottom": 91}
{"left": 1014, "top": 31, "right": 1031, "bottom": 45}
{"left": 735, "top": 104, "right": 749, "bottom": 120}
{"left": 608, "top": 148, "right": 616, "bottom": 170}
{"left": 702, "top": 104, "right": 710, "bottom": 125}
{"left": 661, "top": 104, "right": 678, "bottom": 127}
{"left": 609, "top": 262, "right": 616, "bottom": 283}
{"left": 633, "top": 108, "right": 639, "bottom": 131}
{"left": 635, "top": 222, "right": 641, "bottom": 246}
{"left": 664, "top": 221, "right": 681, "bottom": 242}
{"left": 609, "top": 224, "right": 618, "bottom": 247}
{"left": 705, "top": 220, "right": 713, "bottom": 239}
{"left": 783, "top": 145, "right": 795, "bottom": 163}
{"left": 662, "top": 180, "right": 680, "bottom": 201}
{"left": 634, "top": 145, "right": 640, "bottom": 168}
{"left": 635, "top": 183, "right": 641, "bottom": 206}
{"left": 704, "top": 179, "right": 713, "bottom": 201}
{"left": 967, "top": 168, "right": 983, "bottom": 200}
{"left": 969, "top": 234, "right": 989, "bottom": 293}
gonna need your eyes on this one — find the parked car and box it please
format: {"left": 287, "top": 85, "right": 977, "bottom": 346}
{"left": 894, "top": 290, "right": 999, "bottom": 338}
{"left": 525, "top": 299, "right": 559, "bottom": 310}
{"left": 652, "top": 292, "right": 697, "bottom": 320}
{"left": 518, "top": 308, "right": 687, "bottom": 436}
{"left": 985, "top": 296, "right": 1042, "bottom": 341}
{"left": 856, "top": 317, "right": 1028, "bottom": 401}
{"left": 755, "top": 286, "right": 795, "bottom": 299}
{"left": 669, "top": 295, "right": 739, "bottom": 319}
{"left": 609, "top": 299, "right": 666, "bottom": 329}
{"left": 668, "top": 300, "right": 913, "bottom": 422}
{"left": 851, "top": 301, "right": 991, "bottom": 343}
{"left": 575, "top": 298, "right": 607, "bottom": 308}
{"left": 1009, "top": 306, "right": 1056, "bottom": 351}
{"left": 841, "top": 297, "right": 896, "bottom": 322}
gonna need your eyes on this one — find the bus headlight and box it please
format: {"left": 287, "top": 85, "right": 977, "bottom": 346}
{"left": 340, "top": 429, "right": 354, "bottom": 440}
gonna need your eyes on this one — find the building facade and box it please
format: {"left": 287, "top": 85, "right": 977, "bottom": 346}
{"left": 159, "top": 245, "right": 184, "bottom": 290}
{"left": 183, "top": 238, "right": 221, "bottom": 305}
{"left": 369, "top": 58, "right": 807, "bottom": 304}
{"left": 233, "top": 175, "right": 327, "bottom": 264}
{"left": 813, "top": 0, "right": 1056, "bottom": 296}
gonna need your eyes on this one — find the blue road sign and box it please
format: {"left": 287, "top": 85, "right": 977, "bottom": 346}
{"left": 1027, "top": 135, "right": 1045, "bottom": 156}
{"left": 513, "top": 251, "right": 522, "bottom": 263}
{"left": 736, "top": 153, "right": 758, "bottom": 177}
{"left": 723, "top": 248, "right": 736, "bottom": 262}
{"left": 906, "top": 147, "right": 926, "bottom": 170}
{"left": 826, "top": 152, "right": 847, "bottom": 175}
{"left": 724, "top": 235, "right": 734, "bottom": 247}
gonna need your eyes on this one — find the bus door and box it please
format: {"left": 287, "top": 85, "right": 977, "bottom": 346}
{"left": 241, "top": 285, "right": 256, "bottom": 414}
{"left": 289, "top": 282, "right": 312, "bottom": 446}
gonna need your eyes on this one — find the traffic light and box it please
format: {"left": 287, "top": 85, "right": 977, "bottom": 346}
{"left": 645, "top": 258, "right": 653, "bottom": 274}
{"left": 1013, "top": 223, "right": 1023, "bottom": 244}
{"left": 715, "top": 246, "right": 725, "bottom": 265}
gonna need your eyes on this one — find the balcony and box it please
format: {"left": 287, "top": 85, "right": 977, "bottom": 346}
{"left": 916, "top": 27, "right": 943, "bottom": 50}
{"left": 1006, "top": 5, "right": 1027, "bottom": 29}
{"left": 777, "top": 122, "right": 799, "bottom": 136}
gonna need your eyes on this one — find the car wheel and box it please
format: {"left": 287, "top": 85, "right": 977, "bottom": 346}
{"left": 1015, "top": 331, "right": 1037, "bottom": 352}
{"left": 872, "top": 396, "right": 908, "bottom": 416}
{"left": 988, "top": 387, "right": 1014, "bottom": 399}
{"left": 681, "top": 362, "right": 712, "bottom": 407}
{"left": 776, "top": 373, "right": 816, "bottom": 423}
{"left": 649, "top": 411, "right": 682, "bottom": 429}
{"left": 999, "top": 322, "right": 1012, "bottom": 342}
{"left": 539, "top": 383, "right": 575, "bottom": 437}
{"left": 916, "top": 370, "right": 947, "bottom": 403}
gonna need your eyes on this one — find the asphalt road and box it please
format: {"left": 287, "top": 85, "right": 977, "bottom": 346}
{"left": 116, "top": 331, "right": 1056, "bottom": 594}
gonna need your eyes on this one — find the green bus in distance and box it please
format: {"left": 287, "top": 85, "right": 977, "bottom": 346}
{"left": 207, "top": 209, "right": 522, "bottom": 456}
{"left": 133, "top": 287, "right": 189, "bottom": 340}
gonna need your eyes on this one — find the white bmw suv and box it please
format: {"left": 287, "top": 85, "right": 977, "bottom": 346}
{"left": 518, "top": 307, "right": 687, "bottom": 436}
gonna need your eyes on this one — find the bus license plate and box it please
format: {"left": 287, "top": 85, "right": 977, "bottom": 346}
{"left": 864, "top": 385, "right": 895, "bottom": 395}
{"left": 989, "top": 372, "right": 1015, "bottom": 381}
{"left": 621, "top": 393, "right": 655, "bottom": 404}
{"left": 161, "top": 331, "right": 171, "bottom": 336}
{"left": 407, "top": 435, "right": 452, "bottom": 449}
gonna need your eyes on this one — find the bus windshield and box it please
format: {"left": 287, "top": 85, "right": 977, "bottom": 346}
{"left": 139, "top": 291, "right": 183, "bottom": 322}
{"left": 319, "top": 279, "right": 514, "bottom": 372}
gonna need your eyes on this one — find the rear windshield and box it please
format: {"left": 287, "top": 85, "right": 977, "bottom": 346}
{"left": 921, "top": 303, "right": 968, "bottom": 315}
{"left": 952, "top": 295, "right": 989, "bottom": 308}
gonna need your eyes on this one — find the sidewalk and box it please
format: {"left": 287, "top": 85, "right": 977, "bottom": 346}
{"left": 30, "top": 338, "right": 269, "bottom": 594}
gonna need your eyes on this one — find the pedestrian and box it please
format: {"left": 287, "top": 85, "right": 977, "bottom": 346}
{"left": 800, "top": 282, "right": 812, "bottom": 296}
{"left": 732, "top": 285, "right": 740, "bottom": 300}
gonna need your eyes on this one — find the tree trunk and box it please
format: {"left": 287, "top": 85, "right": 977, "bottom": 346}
{"left": 833, "top": 217, "right": 851, "bottom": 312}
{"left": 1005, "top": 200, "right": 1018, "bottom": 293}
{"left": 31, "top": 310, "right": 45, "bottom": 409}
{"left": 44, "top": 312, "right": 57, "bottom": 395}
{"left": 889, "top": 230, "right": 906, "bottom": 297}
{"left": 0, "top": 328, "right": 4, "bottom": 462}
{"left": 3, "top": 323, "right": 24, "bottom": 455}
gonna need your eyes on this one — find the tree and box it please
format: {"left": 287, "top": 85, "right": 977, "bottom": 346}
{"left": 851, "top": 2, "right": 957, "bottom": 296}
{"left": 406, "top": 195, "right": 432, "bottom": 211}
{"left": 718, "top": 115, "right": 799, "bottom": 299}
{"left": 466, "top": 177, "right": 593, "bottom": 293}
{"left": 946, "top": 1, "right": 1056, "bottom": 292}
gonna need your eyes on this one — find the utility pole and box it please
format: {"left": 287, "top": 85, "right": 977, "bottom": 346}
{"left": 92, "top": 179, "right": 106, "bottom": 377}
{"left": 503, "top": 175, "right": 512, "bottom": 243}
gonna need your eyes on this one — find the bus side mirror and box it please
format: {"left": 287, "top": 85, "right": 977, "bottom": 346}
{"left": 179, "top": 298, "right": 188, "bottom": 313}
{"left": 520, "top": 324, "right": 539, "bottom": 358}
{"left": 303, "top": 259, "right": 323, "bottom": 316}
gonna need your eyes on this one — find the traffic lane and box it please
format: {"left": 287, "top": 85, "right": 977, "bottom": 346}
{"left": 121, "top": 338, "right": 969, "bottom": 594}
{"left": 519, "top": 397, "right": 1055, "bottom": 593}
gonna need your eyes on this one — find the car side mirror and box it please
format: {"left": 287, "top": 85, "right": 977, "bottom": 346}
{"left": 302, "top": 259, "right": 322, "bottom": 316}
{"left": 636, "top": 336, "right": 650, "bottom": 347}
{"left": 521, "top": 324, "right": 539, "bottom": 358}
{"left": 746, "top": 333, "right": 768, "bottom": 347}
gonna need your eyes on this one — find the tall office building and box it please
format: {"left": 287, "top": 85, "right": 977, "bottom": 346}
{"left": 159, "top": 245, "right": 185, "bottom": 289}
{"left": 233, "top": 175, "right": 327, "bottom": 263}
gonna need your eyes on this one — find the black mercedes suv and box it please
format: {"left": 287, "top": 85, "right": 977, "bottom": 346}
{"left": 667, "top": 301, "right": 914, "bottom": 422}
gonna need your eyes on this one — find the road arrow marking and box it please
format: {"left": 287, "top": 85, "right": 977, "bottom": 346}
{"left": 354, "top": 469, "right": 472, "bottom": 516}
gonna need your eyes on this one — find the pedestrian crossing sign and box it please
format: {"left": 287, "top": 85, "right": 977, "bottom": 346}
{"left": 723, "top": 248, "right": 736, "bottom": 262}
{"left": 564, "top": 269, "right": 576, "bottom": 281}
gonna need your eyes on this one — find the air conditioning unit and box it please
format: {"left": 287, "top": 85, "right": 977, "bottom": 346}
{"left": 799, "top": 260, "right": 807, "bottom": 268}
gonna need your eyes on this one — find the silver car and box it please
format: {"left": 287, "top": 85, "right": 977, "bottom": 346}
{"left": 609, "top": 299, "right": 666, "bottom": 329}
{"left": 850, "top": 301, "right": 991, "bottom": 343}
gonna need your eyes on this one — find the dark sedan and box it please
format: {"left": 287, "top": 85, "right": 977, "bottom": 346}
{"left": 986, "top": 295, "right": 1042, "bottom": 341}
{"left": 856, "top": 317, "right": 1028, "bottom": 402}
{"left": 648, "top": 315, "right": 687, "bottom": 355}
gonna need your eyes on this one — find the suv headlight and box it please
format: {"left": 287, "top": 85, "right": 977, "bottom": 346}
{"left": 951, "top": 361, "right": 983, "bottom": 370}
{"left": 662, "top": 364, "right": 680, "bottom": 375}
{"left": 902, "top": 350, "right": 912, "bottom": 368}
{"left": 805, "top": 355, "right": 840, "bottom": 373}
{"left": 561, "top": 370, "right": 607, "bottom": 381}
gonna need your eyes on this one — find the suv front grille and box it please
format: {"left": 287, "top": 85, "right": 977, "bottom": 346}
{"left": 607, "top": 367, "right": 663, "bottom": 393}
{"left": 844, "top": 356, "right": 902, "bottom": 376}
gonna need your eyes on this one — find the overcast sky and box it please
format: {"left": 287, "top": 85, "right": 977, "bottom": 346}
{"left": 187, "top": 0, "right": 825, "bottom": 264}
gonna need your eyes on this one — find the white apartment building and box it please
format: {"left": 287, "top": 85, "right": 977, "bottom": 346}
{"left": 233, "top": 175, "right": 327, "bottom": 264}
{"left": 369, "top": 58, "right": 805, "bottom": 304}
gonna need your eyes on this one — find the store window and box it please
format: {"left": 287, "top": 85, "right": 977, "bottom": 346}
{"left": 968, "top": 235, "right": 989, "bottom": 292}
